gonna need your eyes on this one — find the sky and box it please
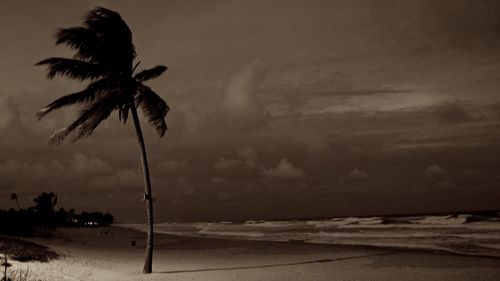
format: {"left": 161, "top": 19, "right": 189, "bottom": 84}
{"left": 1, "top": 0, "right": 500, "bottom": 222}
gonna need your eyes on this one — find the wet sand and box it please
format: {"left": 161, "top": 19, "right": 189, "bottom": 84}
{"left": 11, "top": 226, "right": 500, "bottom": 281}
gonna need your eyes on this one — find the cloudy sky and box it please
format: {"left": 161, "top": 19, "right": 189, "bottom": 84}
{"left": 1, "top": 0, "right": 500, "bottom": 222}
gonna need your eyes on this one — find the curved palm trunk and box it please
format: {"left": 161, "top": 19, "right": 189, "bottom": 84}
{"left": 15, "top": 199, "right": 20, "bottom": 210}
{"left": 130, "top": 105, "right": 154, "bottom": 274}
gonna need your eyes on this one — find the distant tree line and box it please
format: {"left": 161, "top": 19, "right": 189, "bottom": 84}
{"left": 0, "top": 192, "right": 113, "bottom": 236}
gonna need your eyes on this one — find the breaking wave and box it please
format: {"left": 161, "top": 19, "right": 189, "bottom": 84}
{"left": 121, "top": 212, "right": 500, "bottom": 258}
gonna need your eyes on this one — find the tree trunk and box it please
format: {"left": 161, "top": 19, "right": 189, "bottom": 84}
{"left": 130, "top": 105, "right": 154, "bottom": 274}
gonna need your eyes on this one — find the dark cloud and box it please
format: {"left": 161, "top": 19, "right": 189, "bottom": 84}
{"left": 434, "top": 101, "right": 472, "bottom": 123}
{"left": 0, "top": 0, "right": 499, "bottom": 221}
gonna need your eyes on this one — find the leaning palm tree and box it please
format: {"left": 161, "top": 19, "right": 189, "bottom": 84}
{"left": 10, "top": 193, "right": 20, "bottom": 210}
{"left": 35, "top": 7, "right": 168, "bottom": 273}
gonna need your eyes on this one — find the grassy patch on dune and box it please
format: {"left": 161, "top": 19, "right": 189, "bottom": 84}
{"left": 0, "top": 236, "right": 58, "bottom": 262}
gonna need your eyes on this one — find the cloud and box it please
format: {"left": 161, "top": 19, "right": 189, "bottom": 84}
{"left": 216, "top": 60, "right": 270, "bottom": 131}
{"left": 223, "top": 60, "right": 267, "bottom": 110}
{"left": 89, "top": 168, "right": 142, "bottom": 190}
{"left": 214, "top": 150, "right": 257, "bottom": 170}
{"left": 262, "top": 158, "right": 305, "bottom": 180}
{"left": 173, "top": 177, "right": 196, "bottom": 197}
{"left": 157, "top": 160, "right": 187, "bottom": 172}
{"left": 491, "top": 102, "right": 500, "bottom": 120}
{"left": 461, "top": 169, "right": 479, "bottom": 175}
{"left": 432, "top": 180, "right": 457, "bottom": 190}
{"left": 423, "top": 164, "right": 447, "bottom": 176}
{"left": 210, "top": 177, "right": 227, "bottom": 184}
{"left": 70, "top": 153, "right": 113, "bottom": 175}
{"left": 214, "top": 158, "right": 246, "bottom": 170}
{"left": 0, "top": 160, "right": 52, "bottom": 183}
{"left": 434, "top": 101, "right": 472, "bottom": 123}
{"left": 348, "top": 168, "right": 368, "bottom": 180}
{"left": 237, "top": 147, "right": 258, "bottom": 162}
{"left": 3, "top": 1, "right": 500, "bottom": 221}
{"left": 0, "top": 96, "right": 23, "bottom": 131}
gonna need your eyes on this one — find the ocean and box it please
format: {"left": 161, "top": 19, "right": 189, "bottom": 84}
{"left": 122, "top": 212, "right": 500, "bottom": 258}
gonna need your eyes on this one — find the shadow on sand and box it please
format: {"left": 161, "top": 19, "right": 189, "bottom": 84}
{"left": 159, "top": 252, "right": 395, "bottom": 274}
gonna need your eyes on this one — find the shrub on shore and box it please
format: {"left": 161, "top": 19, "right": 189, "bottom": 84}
{"left": 0, "top": 237, "right": 58, "bottom": 262}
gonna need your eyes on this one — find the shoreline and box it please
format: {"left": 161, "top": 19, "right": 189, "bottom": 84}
{"left": 8, "top": 226, "right": 500, "bottom": 281}
{"left": 119, "top": 224, "right": 500, "bottom": 260}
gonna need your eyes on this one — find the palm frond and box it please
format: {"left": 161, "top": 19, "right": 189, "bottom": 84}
{"left": 56, "top": 27, "right": 101, "bottom": 61}
{"left": 85, "top": 7, "right": 130, "bottom": 35}
{"left": 73, "top": 102, "right": 116, "bottom": 141}
{"left": 136, "top": 85, "right": 169, "bottom": 136}
{"left": 83, "top": 7, "right": 136, "bottom": 68}
{"left": 38, "top": 7, "right": 170, "bottom": 145}
{"left": 49, "top": 93, "right": 119, "bottom": 144}
{"left": 49, "top": 7, "right": 136, "bottom": 73}
{"left": 35, "top": 58, "right": 104, "bottom": 81}
{"left": 118, "top": 103, "right": 131, "bottom": 123}
{"left": 134, "top": 66, "right": 167, "bottom": 82}
{"left": 36, "top": 77, "right": 118, "bottom": 119}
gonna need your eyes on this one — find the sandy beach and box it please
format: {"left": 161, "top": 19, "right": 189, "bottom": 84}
{"left": 6, "top": 226, "right": 499, "bottom": 281}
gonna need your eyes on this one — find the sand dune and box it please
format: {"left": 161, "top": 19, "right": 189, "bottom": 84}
{"left": 8, "top": 226, "right": 500, "bottom": 281}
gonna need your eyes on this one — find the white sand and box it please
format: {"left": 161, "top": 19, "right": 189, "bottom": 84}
{"left": 9, "top": 226, "right": 500, "bottom": 281}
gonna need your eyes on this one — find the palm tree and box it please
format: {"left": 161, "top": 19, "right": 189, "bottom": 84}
{"left": 35, "top": 7, "right": 169, "bottom": 273}
{"left": 10, "top": 193, "right": 20, "bottom": 210}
